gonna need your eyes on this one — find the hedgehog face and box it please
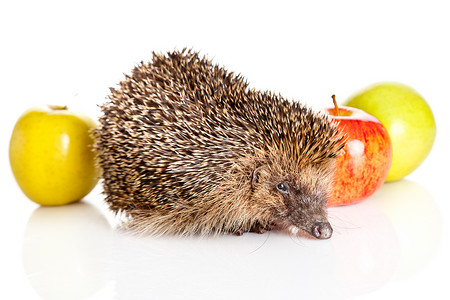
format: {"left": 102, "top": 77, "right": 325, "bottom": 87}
{"left": 274, "top": 178, "right": 332, "bottom": 239}
{"left": 253, "top": 162, "right": 334, "bottom": 239}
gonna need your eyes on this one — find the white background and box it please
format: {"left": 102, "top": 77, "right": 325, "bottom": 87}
{"left": 1, "top": 1, "right": 449, "bottom": 299}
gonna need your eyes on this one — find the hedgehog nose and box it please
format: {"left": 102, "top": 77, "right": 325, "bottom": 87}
{"left": 311, "top": 222, "right": 333, "bottom": 239}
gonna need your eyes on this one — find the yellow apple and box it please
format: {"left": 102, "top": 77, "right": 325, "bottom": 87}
{"left": 344, "top": 83, "right": 436, "bottom": 181}
{"left": 9, "top": 105, "right": 99, "bottom": 205}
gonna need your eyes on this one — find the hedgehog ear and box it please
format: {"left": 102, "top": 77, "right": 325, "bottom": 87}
{"left": 251, "top": 165, "right": 263, "bottom": 186}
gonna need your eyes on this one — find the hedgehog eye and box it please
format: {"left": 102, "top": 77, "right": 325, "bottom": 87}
{"left": 276, "top": 182, "right": 289, "bottom": 194}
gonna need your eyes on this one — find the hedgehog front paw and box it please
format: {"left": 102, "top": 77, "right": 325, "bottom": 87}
{"left": 233, "top": 223, "right": 272, "bottom": 236}
{"left": 250, "top": 222, "right": 272, "bottom": 234}
{"left": 233, "top": 222, "right": 272, "bottom": 236}
{"left": 234, "top": 228, "right": 245, "bottom": 236}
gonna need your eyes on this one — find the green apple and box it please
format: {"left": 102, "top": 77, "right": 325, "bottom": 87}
{"left": 343, "top": 83, "right": 436, "bottom": 181}
{"left": 9, "top": 105, "right": 99, "bottom": 205}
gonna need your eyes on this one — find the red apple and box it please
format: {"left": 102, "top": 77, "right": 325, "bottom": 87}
{"left": 324, "top": 97, "right": 392, "bottom": 206}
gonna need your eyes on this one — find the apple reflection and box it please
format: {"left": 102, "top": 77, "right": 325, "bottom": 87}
{"left": 329, "top": 199, "right": 399, "bottom": 297}
{"left": 22, "top": 201, "right": 112, "bottom": 300}
{"left": 371, "top": 179, "right": 442, "bottom": 279}
{"left": 328, "top": 179, "right": 441, "bottom": 297}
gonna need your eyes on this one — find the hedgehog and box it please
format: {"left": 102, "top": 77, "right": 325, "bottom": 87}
{"left": 94, "top": 49, "right": 345, "bottom": 239}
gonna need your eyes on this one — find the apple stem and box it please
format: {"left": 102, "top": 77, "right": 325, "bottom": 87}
{"left": 48, "top": 105, "right": 68, "bottom": 111}
{"left": 332, "top": 95, "right": 340, "bottom": 116}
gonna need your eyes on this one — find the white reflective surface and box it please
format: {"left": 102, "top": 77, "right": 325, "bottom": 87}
{"left": 3, "top": 175, "right": 445, "bottom": 300}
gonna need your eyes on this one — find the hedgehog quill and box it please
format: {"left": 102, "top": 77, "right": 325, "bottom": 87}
{"left": 94, "top": 49, "right": 345, "bottom": 239}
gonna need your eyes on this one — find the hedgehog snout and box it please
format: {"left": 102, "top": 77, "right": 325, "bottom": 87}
{"left": 287, "top": 220, "right": 333, "bottom": 239}
{"left": 274, "top": 182, "right": 333, "bottom": 239}
{"left": 311, "top": 221, "right": 333, "bottom": 239}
